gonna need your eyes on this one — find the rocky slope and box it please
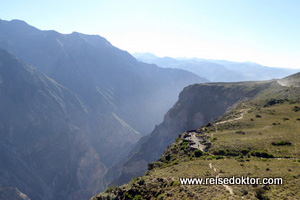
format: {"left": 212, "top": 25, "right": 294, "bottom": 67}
{"left": 0, "top": 49, "right": 108, "bottom": 199}
{"left": 108, "top": 80, "right": 273, "bottom": 186}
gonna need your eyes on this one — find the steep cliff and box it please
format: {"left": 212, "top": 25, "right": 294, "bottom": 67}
{"left": 108, "top": 81, "right": 273, "bottom": 186}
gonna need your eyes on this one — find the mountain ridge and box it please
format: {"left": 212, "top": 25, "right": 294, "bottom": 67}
{"left": 0, "top": 19, "right": 208, "bottom": 136}
{"left": 133, "top": 52, "right": 299, "bottom": 82}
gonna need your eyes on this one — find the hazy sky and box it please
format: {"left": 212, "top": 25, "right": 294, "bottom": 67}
{"left": 1, "top": 0, "right": 300, "bottom": 68}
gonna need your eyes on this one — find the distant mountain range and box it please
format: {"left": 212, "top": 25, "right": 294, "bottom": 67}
{"left": 134, "top": 52, "right": 299, "bottom": 82}
{"left": 0, "top": 19, "right": 207, "bottom": 200}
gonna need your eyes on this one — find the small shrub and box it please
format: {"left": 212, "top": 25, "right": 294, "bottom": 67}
{"left": 293, "top": 106, "right": 300, "bottom": 112}
{"left": 226, "top": 150, "right": 240, "bottom": 156}
{"left": 171, "top": 160, "right": 179, "bottom": 165}
{"left": 252, "top": 151, "right": 274, "bottom": 158}
{"left": 236, "top": 130, "right": 246, "bottom": 134}
{"left": 148, "top": 163, "right": 154, "bottom": 170}
{"left": 181, "top": 141, "right": 189, "bottom": 149}
{"left": 264, "top": 99, "right": 284, "bottom": 107}
{"left": 256, "top": 114, "right": 262, "bottom": 118}
{"left": 271, "top": 141, "right": 292, "bottom": 146}
{"left": 105, "top": 186, "right": 116, "bottom": 193}
{"left": 124, "top": 192, "right": 133, "bottom": 199}
{"left": 261, "top": 152, "right": 274, "bottom": 158}
{"left": 241, "top": 189, "right": 248, "bottom": 195}
{"left": 213, "top": 149, "right": 226, "bottom": 156}
{"left": 165, "top": 154, "right": 171, "bottom": 161}
{"left": 211, "top": 137, "right": 217, "bottom": 142}
{"left": 254, "top": 188, "right": 268, "bottom": 200}
{"left": 206, "top": 156, "right": 214, "bottom": 160}
{"left": 206, "top": 122, "right": 213, "bottom": 127}
{"left": 182, "top": 141, "right": 189, "bottom": 146}
{"left": 137, "top": 179, "right": 145, "bottom": 185}
{"left": 157, "top": 193, "right": 165, "bottom": 200}
{"left": 215, "top": 155, "right": 224, "bottom": 160}
{"left": 194, "top": 150, "right": 203, "bottom": 157}
{"left": 172, "top": 180, "right": 180, "bottom": 187}
{"left": 283, "top": 117, "right": 289, "bottom": 121}
{"left": 241, "top": 149, "right": 250, "bottom": 155}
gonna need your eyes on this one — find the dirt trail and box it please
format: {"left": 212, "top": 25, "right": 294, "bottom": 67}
{"left": 277, "top": 80, "right": 287, "bottom": 87}
{"left": 223, "top": 185, "right": 234, "bottom": 194}
{"left": 214, "top": 109, "right": 249, "bottom": 132}
{"left": 209, "top": 163, "right": 234, "bottom": 195}
{"left": 216, "top": 109, "right": 248, "bottom": 125}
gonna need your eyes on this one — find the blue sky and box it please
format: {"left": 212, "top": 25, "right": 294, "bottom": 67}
{"left": 1, "top": 0, "right": 300, "bottom": 68}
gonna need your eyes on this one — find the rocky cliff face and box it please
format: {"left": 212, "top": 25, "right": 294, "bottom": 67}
{"left": 0, "top": 49, "right": 109, "bottom": 199}
{"left": 109, "top": 81, "right": 273, "bottom": 186}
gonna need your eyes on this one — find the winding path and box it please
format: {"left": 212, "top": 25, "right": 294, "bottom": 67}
{"left": 214, "top": 109, "right": 249, "bottom": 133}
{"left": 209, "top": 163, "right": 234, "bottom": 195}
{"left": 216, "top": 109, "right": 248, "bottom": 125}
